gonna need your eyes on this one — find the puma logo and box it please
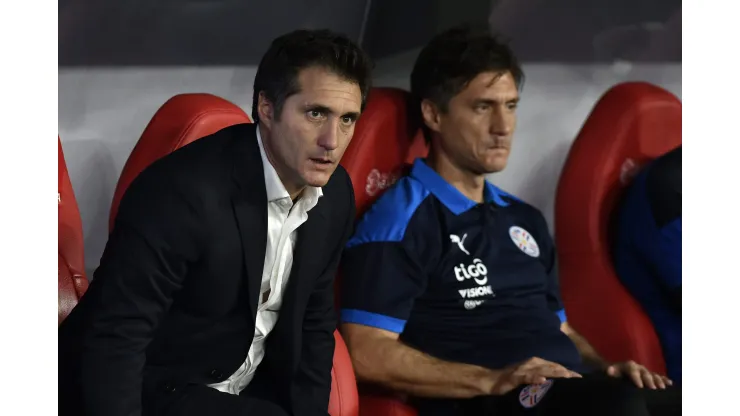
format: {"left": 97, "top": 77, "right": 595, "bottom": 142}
{"left": 450, "top": 233, "right": 470, "bottom": 255}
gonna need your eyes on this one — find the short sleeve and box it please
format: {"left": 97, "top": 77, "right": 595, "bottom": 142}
{"left": 340, "top": 240, "right": 427, "bottom": 333}
{"left": 339, "top": 179, "right": 432, "bottom": 334}
{"left": 533, "top": 210, "right": 567, "bottom": 323}
{"left": 544, "top": 247, "right": 567, "bottom": 323}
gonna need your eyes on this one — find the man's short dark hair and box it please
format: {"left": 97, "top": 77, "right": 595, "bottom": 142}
{"left": 252, "top": 29, "right": 373, "bottom": 123}
{"left": 410, "top": 25, "right": 524, "bottom": 142}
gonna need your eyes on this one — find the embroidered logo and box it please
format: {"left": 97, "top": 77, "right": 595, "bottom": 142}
{"left": 449, "top": 233, "right": 470, "bottom": 255}
{"left": 519, "top": 379, "right": 554, "bottom": 408}
{"left": 509, "top": 226, "right": 540, "bottom": 258}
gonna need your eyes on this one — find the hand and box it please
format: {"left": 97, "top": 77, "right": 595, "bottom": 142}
{"left": 606, "top": 361, "right": 673, "bottom": 389}
{"left": 488, "top": 357, "right": 582, "bottom": 395}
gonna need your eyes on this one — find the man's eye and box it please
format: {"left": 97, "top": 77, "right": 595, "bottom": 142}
{"left": 308, "top": 110, "right": 324, "bottom": 119}
{"left": 341, "top": 116, "right": 355, "bottom": 125}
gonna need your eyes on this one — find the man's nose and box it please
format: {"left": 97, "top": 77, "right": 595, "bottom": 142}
{"left": 490, "top": 110, "right": 513, "bottom": 136}
{"left": 317, "top": 119, "right": 340, "bottom": 150}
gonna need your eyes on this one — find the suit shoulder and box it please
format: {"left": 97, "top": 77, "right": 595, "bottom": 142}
{"left": 331, "top": 163, "right": 350, "bottom": 181}
{"left": 149, "top": 123, "right": 249, "bottom": 168}
{"left": 134, "top": 124, "right": 251, "bottom": 187}
{"left": 327, "top": 164, "right": 351, "bottom": 191}
{"left": 122, "top": 124, "right": 253, "bottom": 215}
{"left": 324, "top": 164, "right": 354, "bottom": 201}
{"left": 320, "top": 164, "right": 354, "bottom": 219}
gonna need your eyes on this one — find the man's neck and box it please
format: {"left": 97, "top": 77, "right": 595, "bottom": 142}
{"left": 257, "top": 123, "right": 306, "bottom": 200}
{"left": 426, "top": 150, "right": 486, "bottom": 204}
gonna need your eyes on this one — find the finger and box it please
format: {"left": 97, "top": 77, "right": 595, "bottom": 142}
{"left": 533, "top": 375, "right": 547, "bottom": 384}
{"left": 548, "top": 365, "right": 575, "bottom": 378}
{"left": 521, "top": 373, "right": 547, "bottom": 385}
{"left": 642, "top": 371, "right": 657, "bottom": 389}
{"left": 531, "top": 365, "right": 569, "bottom": 380}
{"left": 570, "top": 371, "right": 583, "bottom": 378}
{"left": 606, "top": 365, "right": 620, "bottom": 378}
{"left": 664, "top": 377, "right": 674, "bottom": 387}
{"left": 654, "top": 374, "right": 666, "bottom": 389}
{"left": 629, "top": 368, "right": 644, "bottom": 388}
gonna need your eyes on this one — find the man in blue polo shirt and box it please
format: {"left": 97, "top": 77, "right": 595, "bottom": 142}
{"left": 339, "top": 26, "right": 681, "bottom": 416}
{"left": 614, "top": 146, "right": 682, "bottom": 384}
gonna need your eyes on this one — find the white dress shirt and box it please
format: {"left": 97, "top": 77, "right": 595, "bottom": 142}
{"left": 208, "top": 127, "right": 323, "bottom": 395}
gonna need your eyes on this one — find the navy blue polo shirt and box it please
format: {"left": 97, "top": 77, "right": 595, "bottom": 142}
{"left": 613, "top": 146, "right": 681, "bottom": 383}
{"left": 340, "top": 159, "right": 582, "bottom": 371}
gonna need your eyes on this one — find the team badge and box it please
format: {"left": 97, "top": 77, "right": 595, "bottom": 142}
{"left": 509, "top": 226, "right": 540, "bottom": 257}
{"left": 518, "top": 379, "right": 553, "bottom": 408}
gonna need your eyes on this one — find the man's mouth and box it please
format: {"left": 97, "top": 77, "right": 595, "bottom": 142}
{"left": 310, "top": 157, "right": 333, "bottom": 165}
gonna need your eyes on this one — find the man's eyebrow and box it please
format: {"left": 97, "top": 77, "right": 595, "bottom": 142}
{"left": 303, "top": 103, "right": 361, "bottom": 119}
{"left": 303, "top": 103, "right": 332, "bottom": 113}
{"left": 341, "top": 111, "right": 361, "bottom": 120}
{"left": 472, "top": 97, "right": 520, "bottom": 105}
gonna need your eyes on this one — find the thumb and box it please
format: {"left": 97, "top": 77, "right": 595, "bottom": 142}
{"left": 606, "top": 364, "right": 620, "bottom": 377}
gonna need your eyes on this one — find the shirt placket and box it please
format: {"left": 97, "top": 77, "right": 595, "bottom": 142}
{"left": 262, "top": 198, "right": 293, "bottom": 310}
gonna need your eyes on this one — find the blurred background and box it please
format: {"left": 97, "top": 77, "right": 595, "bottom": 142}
{"left": 58, "top": 0, "right": 681, "bottom": 276}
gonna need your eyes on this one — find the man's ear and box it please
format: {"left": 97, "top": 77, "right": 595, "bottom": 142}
{"left": 257, "top": 91, "right": 274, "bottom": 129}
{"left": 420, "top": 99, "right": 443, "bottom": 135}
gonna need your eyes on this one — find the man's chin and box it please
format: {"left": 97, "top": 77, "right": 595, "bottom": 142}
{"left": 481, "top": 160, "right": 508, "bottom": 174}
{"left": 302, "top": 171, "right": 333, "bottom": 188}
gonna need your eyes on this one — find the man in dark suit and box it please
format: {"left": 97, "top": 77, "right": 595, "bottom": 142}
{"left": 58, "top": 29, "right": 372, "bottom": 416}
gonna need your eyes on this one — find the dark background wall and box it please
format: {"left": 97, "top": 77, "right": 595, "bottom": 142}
{"left": 59, "top": 0, "right": 681, "bottom": 67}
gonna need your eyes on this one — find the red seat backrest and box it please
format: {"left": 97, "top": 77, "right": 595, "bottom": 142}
{"left": 555, "top": 82, "right": 681, "bottom": 375}
{"left": 109, "top": 93, "right": 358, "bottom": 416}
{"left": 59, "top": 137, "right": 89, "bottom": 325}
{"left": 108, "top": 93, "right": 253, "bottom": 233}
{"left": 339, "top": 88, "right": 427, "bottom": 416}
{"left": 341, "top": 88, "right": 428, "bottom": 218}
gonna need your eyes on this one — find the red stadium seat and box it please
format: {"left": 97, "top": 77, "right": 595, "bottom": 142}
{"left": 342, "top": 88, "right": 427, "bottom": 217}
{"left": 338, "top": 87, "right": 428, "bottom": 416}
{"left": 555, "top": 82, "right": 681, "bottom": 375}
{"left": 330, "top": 330, "right": 359, "bottom": 416}
{"left": 108, "top": 93, "right": 359, "bottom": 416}
{"left": 108, "top": 93, "right": 253, "bottom": 233}
{"left": 59, "top": 137, "right": 89, "bottom": 325}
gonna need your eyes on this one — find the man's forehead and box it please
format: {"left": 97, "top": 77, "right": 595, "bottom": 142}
{"left": 461, "top": 71, "right": 519, "bottom": 100}
{"left": 296, "top": 67, "right": 359, "bottom": 92}
{"left": 294, "top": 69, "right": 362, "bottom": 111}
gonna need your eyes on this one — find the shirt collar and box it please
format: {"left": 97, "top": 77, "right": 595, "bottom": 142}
{"left": 409, "top": 158, "right": 510, "bottom": 215}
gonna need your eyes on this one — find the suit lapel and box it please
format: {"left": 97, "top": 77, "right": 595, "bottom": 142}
{"left": 230, "top": 124, "right": 267, "bottom": 323}
{"left": 281, "top": 195, "right": 330, "bottom": 324}
{"left": 228, "top": 123, "right": 334, "bottom": 340}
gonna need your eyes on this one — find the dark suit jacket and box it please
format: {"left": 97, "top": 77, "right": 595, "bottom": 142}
{"left": 58, "top": 123, "right": 356, "bottom": 416}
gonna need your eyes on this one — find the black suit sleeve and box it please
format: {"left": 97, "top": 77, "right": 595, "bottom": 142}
{"left": 79, "top": 166, "right": 204, "bottom": 416}
{"left": 291, "top": 173, "right": 356, "bottom": 416}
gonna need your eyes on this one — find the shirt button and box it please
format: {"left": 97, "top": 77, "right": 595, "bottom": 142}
{"left": 163, "top": 383, "right": 177, "bottom": 393}
{"left": 210, "top": 369, "right": 224, "bottom": 380}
